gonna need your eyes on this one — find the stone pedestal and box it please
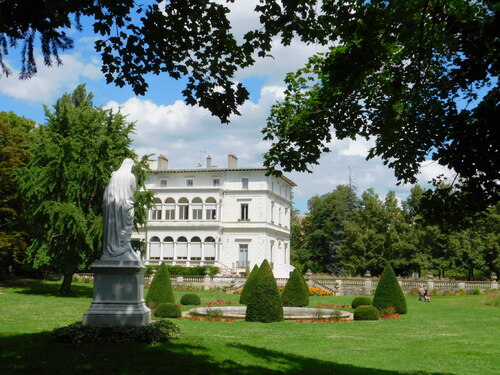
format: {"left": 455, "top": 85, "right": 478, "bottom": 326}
{"left": 82, "top": 258, "right": 151, "bottom": 326}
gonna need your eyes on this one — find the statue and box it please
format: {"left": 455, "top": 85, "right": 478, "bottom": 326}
{"left": 102, "top": 158, "right": 140, "bottom": 261}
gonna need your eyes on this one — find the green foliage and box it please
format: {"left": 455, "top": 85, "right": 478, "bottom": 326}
{"left": 353, "top": 305, "right": 380, "bottom": 321}
{"left": 351, "top": 297, "right": 373, "bottom": 310}
{"left": 0, "top": 112, "right": 35, "bottom": 277}
{"left": 146, "top": 263, "right": 175, "bottom": 310}
{"left": 14, "top": 85, "right": 153, "bottom": 293}
{"left": 281, "top": 268, "right": 309, "bottom": 307}
{"left": 155, "top": 303, "right": 181, "bottom": 318}
{"left": 180, "top": 293, "right": 201, "bottom": 306}
{"left": 51, "top": 320, "right": 180, "bottom": 344}
{"left": 145, "top": 265, "right": 219, "bottom": 277}
{"left": 239, "top": 264, "right": 259, "bottom": 305}
{"left": 245, "top": 260, "right": 283, "bottom": 323}
{"left": 373, "top": 264, "right": 407, "bottom": 314}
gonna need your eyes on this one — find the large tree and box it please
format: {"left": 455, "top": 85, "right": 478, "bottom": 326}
{"left": 0, "top": 112, "right": 35, "bottom": 278}
{"left": 261, "top": 0, "right": 499, "bottom": 221}
{"left": 15, "top": 85, "right": 153, "bottom": 294}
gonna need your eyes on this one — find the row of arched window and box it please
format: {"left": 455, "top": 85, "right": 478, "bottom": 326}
{"left": 150, "top": 197, "right": 218, "bottom": 221}
{"left": 148, "top": 236, "right": 218, "bottom": 261}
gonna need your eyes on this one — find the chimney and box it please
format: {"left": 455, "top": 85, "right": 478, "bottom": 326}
{"left": 207, "top": 154, "right": 212, "bottom": 168}
{"left": 228, "top": 153, "right": 238, "bottom": 168}
{"left": 157, "top": 154, "right": 168, "bottom": 170}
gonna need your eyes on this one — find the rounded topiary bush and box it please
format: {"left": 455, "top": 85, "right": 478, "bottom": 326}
{"left": 353, "top": 305, "right": 380, "bottom": 321}
{"left": 240, "top": 264, "right": 259, "bottom": 305}
{"left": 351, "top": 296, "right": 373, "bottom": 309}
{"left": 146, "top": 262, "right": 175, "bottom": 310}
{"left": 155, "top": 303, "right": 181, "bottom": 318}
{"left": 245, "top": 259, "right": 284, "bottom": 323}
{"left": 281, "top": 268, "right": 309, "bottom": 307}
{"left": 373, "top": 263, "right": 407, "bottom": 314}
{"left": 180, "top": 293, "right": 201, "bottom": 306}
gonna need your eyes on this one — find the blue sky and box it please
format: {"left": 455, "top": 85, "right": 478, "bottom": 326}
{"left": 0, "top": 2, "right": 454, "bottom": 214}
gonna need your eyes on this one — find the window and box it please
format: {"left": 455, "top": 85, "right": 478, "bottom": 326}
{"left": 176, "top": 237, "right": 188, "bottom": 259}
{"left": 151, "top": 198, "right": 162, "bottom": 220}
{"left": 242, "top": 178, "right": 248, "bottom": 190}
{"left": 204, "top": 237, "right": 216, "bottom": 260}
{"left": 192, "top": 197, "right": 202, "bottom": 220}
{"left": 213, "top": 178, "right": 220, "bottom": 187}
{"left": 205, "top": 197, "right": 217, "bottom": 220}
{"left": 238, "top": 244, "right": 248, "bottom": 268}
{"left": 149, "top": 237, "right": 160, "bottom": 260}
{"left": 190, "top": 237, "right": 202, "bottom": 260}
{"left": 163, "top": 237, "right": 174, "bottom": 260}
{"left": 159, "top": 179, "right": 167, "bottom": 187}
{"left": 164, "top": 198, "right": 175, "bottom": 220}
{"left": 186, "top": 178, "right": 193, "bottom": 187}
{"left": 240, "top": 203, "right": 249, "bottom": 221}
{"left": 179, "top": 197, "right": 189, "bottom": 220}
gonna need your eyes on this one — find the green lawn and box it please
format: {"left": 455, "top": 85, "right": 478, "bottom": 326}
{"left": 1, "top": 280, "right": 499, "bottom": 375}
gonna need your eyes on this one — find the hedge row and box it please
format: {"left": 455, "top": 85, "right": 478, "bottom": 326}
{"left": 145, "top": 265, "right": 219, "bottom": 277}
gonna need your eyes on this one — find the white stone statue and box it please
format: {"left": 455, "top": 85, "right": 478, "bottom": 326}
{"left": 102, "top": 158, "right": 140, "bottom": 261}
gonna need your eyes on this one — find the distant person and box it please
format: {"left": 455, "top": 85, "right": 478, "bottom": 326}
{"left": 424, "top": 290, "right": 431, "bottom": 303}
{"left": 418, "top": 284, "right": 425, "bottom": 301}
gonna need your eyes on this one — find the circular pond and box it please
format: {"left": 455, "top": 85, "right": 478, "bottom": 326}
{"left": 189, "top": 306, "right": 351, "bottom": 320}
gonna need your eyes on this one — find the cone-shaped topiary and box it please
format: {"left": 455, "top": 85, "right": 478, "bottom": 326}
{"left": 239, "top": 264, "right": 259, "bottom": 305}
{"left": 281, "top": 268, "right": 309, "bottom": 307}
{"left": 245, "top": 259, "right": 284, "bottom": 322}
{"left": 373, "top": 263, "right": 407, "bottom": 314}
{"left": 146, "top": 262, "right": 175, "bottom": 310}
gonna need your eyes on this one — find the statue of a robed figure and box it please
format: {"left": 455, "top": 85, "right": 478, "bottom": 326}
{"left": 83, "top": 158, "right": 151, "bottom": 326}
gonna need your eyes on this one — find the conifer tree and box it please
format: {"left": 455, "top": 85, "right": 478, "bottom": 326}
{"left": 239, "top": 264, "right": 259, "bottom": 305}
{"left": 146, "top": 263, "right": 175, "bottom": 310}
{"left": 373, "top": 263, "right": 407, "bottom": 314}
{"left": 245, "top": 259, "right": 283, "bottom": 323}
{"left": 281, "top": 268, "right": 309, "bottom": 307}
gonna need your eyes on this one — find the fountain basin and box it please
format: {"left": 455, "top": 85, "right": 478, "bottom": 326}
{"left": 189, "top": 306, "right": 351, "bottom": 320}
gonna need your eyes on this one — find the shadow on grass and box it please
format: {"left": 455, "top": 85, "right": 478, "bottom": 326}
{"left": 0, "top": 331, "right": 454, "bottom": 375}
{"left": 1, "top": 279, "right": 93, "bottom": 298}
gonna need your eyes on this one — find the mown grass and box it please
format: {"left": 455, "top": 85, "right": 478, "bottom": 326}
{"left": 1, "top": 280, "right": 499, "bottom": 375}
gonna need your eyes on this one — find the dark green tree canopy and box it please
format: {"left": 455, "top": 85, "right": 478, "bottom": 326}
{"left": 261, "top": 0, "right": 499, "bottom": 218}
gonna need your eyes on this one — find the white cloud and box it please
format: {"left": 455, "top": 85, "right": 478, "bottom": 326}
{"left": 0, "top": 54, "right": 102, "bottom": 103}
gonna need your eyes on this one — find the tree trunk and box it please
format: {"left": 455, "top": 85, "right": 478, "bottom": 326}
{"left": 60, "top": 272, "right": 74, "bottom": 295}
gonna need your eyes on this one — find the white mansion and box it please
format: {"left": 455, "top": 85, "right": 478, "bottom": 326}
{"left": 139, "top": 153, "right": 296, "bottom": 278}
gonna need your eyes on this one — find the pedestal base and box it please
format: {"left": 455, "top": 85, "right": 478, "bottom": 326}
{"left": 82, "top": 260, "right": 151, "bottom": 326}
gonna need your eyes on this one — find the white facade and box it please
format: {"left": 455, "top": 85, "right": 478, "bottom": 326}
{"left": 140, "top": 154, "right": 296, "bottom": 278}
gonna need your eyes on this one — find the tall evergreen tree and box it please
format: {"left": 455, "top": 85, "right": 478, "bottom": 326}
{"left": 373, "top": 263, "right": 407, "bottom": 314}
{"left": 15, "top": 85, "right": 153, "bottom": 294}
{"left": 239, "top": 264, "right": 259, "bottom": 305}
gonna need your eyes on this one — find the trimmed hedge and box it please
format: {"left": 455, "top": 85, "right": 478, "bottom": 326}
{"left": 180, "top": 293, "right": 201, "bottom": 306}
{"left": 281, "top": 268, "right": 309, "bottom": 307}
{"left": 351, "top": 296, "right": 373, "bottom": 309}
{"left": 145, "top": 265, "right": 219, "bottom": 277}
{"left": 155, "top": 303, "right": 181, "bottom": 318}
{"left": 145, "top": 262, "right": 175, "bottom": 310}
{"left": 373, "top": 263, "right": 407, "bottom": 314}
{"left": 245, "top": 260, "right": 284, "bottom": 323}
{"left": 354, "top": 305, "right": 380, "bottom": 321}
{"left": 239, "top": 264, "right": 259, "bottom": 305}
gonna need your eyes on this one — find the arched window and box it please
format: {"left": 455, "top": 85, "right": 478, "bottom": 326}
{"left": 204, "top": 236, "right": 216, "bottom": 261}
{"left": 205, "top": 197, "right": 217, "bottom": 220}
{"left": 179, "top": 197, "right": 189, "bottom": 220}
{"left": 149, "top": 236, "right": 160, "bottom": 259}
{"left": 163, "top": 236, "right": 174, "bottom": 260}
{"left": 192, "top": 197, "right": 203, "bottom": 220}
{"left": 151, "top": 198, "right": 162, "bottom": 220}
{"left": 177, "top": 236, "right": 188, "bottom": 259}
{"left": 164, "top": 198, "right": 175, "bottom": 220}
{"left": 191, "top": 236, "right": 202, "bottom": 260}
